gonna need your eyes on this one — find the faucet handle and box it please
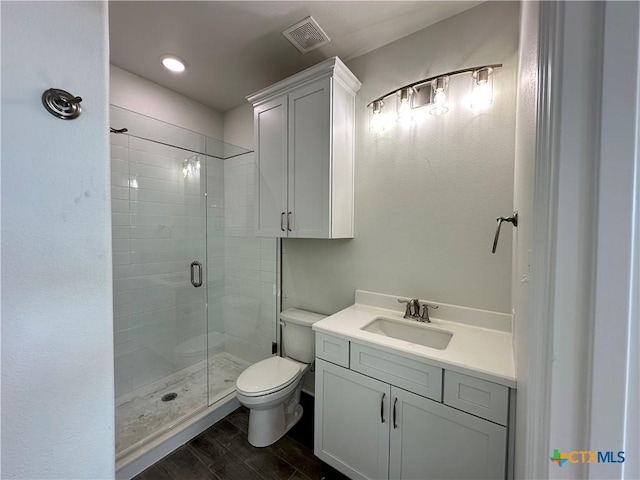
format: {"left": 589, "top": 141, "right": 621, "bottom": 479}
{"left": 420, "top": 302, "right": 439, "bottom": 310}
{"left": 418, "top": 302, "right": 439, "bottom": 322}
{"left": 397, "top": 298, "right": 419, "bottom": 318}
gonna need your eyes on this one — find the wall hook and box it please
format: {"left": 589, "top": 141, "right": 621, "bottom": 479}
{"left": 492, "top": 212, "right": 518, "bottom": 254}
{"left": 42, "top": 88, "right": 82, "bottom": 120}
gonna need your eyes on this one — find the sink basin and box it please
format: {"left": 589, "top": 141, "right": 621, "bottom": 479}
{"left": 361, "top": 317, "right": 453, "bottom": 350}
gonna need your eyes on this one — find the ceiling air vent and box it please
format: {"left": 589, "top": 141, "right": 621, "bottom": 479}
{"left": 282, "top": 16, "right": 330, "bottom": 53}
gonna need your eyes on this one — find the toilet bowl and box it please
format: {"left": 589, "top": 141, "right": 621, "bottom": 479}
{"left": 235, "top": 308, "right": 326, "bottom": 447}
{"left": 236, "top": 356, "right": 308, "bottom": 446}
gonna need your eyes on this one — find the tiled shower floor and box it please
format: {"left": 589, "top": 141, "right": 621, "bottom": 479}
{"left": 116, "top": 351, "right": 250, "bottom": 455}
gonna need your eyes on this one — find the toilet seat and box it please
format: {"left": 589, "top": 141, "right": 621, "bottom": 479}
{"left": 236, "top": 356, "right": 304, "bottom": 397}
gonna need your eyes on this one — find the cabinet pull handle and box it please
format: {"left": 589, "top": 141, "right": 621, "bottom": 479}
{"left": 280, "top": 212, "right": 285, "bottom": 232}
{"left": 393, "top": 397, "right": 398, "bottom": 429}
{"left": 190, "top": 261, "right": 203, "bottom": 287}
{"left": 287, "top": 212, "right": 292, "bottom": 231}
{"left": 380, "top": 393, "right": 386, "bottom": 423}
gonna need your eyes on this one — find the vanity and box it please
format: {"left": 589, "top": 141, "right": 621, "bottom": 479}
{"left": 312, "top": 291, "right": 516, "bottom": 480}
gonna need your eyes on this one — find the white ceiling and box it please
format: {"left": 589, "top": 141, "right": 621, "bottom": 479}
{"left": 108, "top": 1, "right": 482, "bottom": 112}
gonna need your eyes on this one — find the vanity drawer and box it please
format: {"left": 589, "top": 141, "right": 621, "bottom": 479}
{"left": 443, "top": 370, "right": 509, "bottom": 426}
{"left": 315, "top": 333, "right": 350, "bottom": 368}
{"left": 350, "top": 343, "right": 442, "bottom": 401}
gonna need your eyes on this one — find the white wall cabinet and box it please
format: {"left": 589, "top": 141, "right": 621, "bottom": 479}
{"left": 248, "top": 57, "right": 361, "bottom": 238}
{"left": 315, "top": 350, "right": 509, "bottom": 480}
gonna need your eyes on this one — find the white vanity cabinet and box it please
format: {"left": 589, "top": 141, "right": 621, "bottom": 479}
{"left": 314, "top": 359, "right": 390, "bottom": 480}
{"left": 247, "top": 57, "right": 361, "bottom": 238}
{"left": 315, "top": 343, "right": 509, "bottom": 480}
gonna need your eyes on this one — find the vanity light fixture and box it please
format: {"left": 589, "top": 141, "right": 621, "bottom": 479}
{"left": 161, "top": 55, "right": 186, "bottom": 73}
{"left": 429, "top": 76, "right": 449, "bottom": 116}
{"left": 396, "top": 87, "right": 414, "bottom": 126}
{"left": 367, "top": 63, "right": 501, "bottom": 128}
{"left": 369, "top": 99, "right": 385, "bottom": 132}
{"left": 470, "top": 67, "right": 494, "bottom": 109}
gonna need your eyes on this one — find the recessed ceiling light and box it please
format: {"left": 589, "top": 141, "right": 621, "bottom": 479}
{"left": 161, "top": 55, "right": 186, "bottom": 73}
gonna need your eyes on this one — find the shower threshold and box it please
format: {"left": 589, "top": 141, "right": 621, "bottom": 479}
{"left": 115, "top": 351, "right": 250, "bottom": 458}
{"left": 115, "top": 391, "right": 240, "bottom": 480}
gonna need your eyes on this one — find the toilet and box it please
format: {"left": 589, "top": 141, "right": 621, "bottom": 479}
{"left": 235, "top": 308, "right": 326, "bottom": 447}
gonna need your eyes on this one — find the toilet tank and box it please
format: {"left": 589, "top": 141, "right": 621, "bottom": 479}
{"left": 280, "top": 308, "right": 327, "bottom": 363}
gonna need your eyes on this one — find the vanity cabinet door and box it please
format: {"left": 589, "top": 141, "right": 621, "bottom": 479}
{"left": 315, "top": 359, "right": 390, "bottom": 480}
{"left": 254, "top": 95, "right": 288, "bottom": 237}
{"left": 389, "top": 386, "right": 507, "bottom": 480}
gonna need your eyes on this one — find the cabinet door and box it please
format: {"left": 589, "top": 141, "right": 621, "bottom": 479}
{"left": 288, "top": 77, "right": 331, "bottom": 238}
{"left": 389, "top": 386, "right": 507, "bottom": 480}
{"left": 255, "top": 95, "right": 288, "bottom": 237}
{"left": 315, "top": 359, "right": 390, "bottom": 480}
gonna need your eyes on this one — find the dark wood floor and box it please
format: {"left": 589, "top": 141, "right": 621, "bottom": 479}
{"left": 133, "top": 393, "right": 349, "bottom": 480}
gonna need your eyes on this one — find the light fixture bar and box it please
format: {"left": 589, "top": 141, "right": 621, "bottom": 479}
{"left": 366, "top": 63, "right": 502, "bottom": 109}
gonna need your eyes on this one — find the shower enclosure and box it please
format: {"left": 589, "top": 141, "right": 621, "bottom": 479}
{"left": 110, "top": 106, "right": 276, "bottom": 459}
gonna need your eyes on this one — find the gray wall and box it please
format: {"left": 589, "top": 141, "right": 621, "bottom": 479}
{"left": 111, "top": 65, "right": 224, "bottom": 139}
{"left": 1, "top": 1, "right": 114, "bottom": 478}
{"left": 282, "top": 2, "right": 519, "bottom": 315}
{"left": 223, "top": 104, "right": 254, "bottom": 150}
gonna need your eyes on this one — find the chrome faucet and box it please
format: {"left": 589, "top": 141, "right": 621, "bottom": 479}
{"left": 398, "top": 298, "right": 439, "bottom": 323}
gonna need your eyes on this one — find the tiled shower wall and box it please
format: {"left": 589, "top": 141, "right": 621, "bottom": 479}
{"left": 206, "top": 158, "right": 226, "bottom": 349}
{"left": 223, "top": 154, "right": 277, "bottom": 364}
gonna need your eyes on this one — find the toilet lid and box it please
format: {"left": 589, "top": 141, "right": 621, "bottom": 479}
{"left": 236, "top": 357, "right": 302, "bottom": 396}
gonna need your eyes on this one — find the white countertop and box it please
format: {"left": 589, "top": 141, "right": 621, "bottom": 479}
{"left": 312, "top": 293, "right": 516, "bottom": 388}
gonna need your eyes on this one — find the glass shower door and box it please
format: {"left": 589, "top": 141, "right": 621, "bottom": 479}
{"left": 205, "top": 150, "right": 278, "bottom": 406}
{"left": 112, "top": 133, "right": 209, "bottom": 456}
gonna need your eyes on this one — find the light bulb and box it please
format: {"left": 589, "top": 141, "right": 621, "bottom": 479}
{"left": 396, "top": 88, "right": 413, "bottom": 126}
{"left": 369, "top": 100, "right": 385, "bottom": 132}
{"left": 429, "top": 76, "right": 449, "bottom": 116}
{"left": 471, "top": 68, "right": 493, "bottom": 109}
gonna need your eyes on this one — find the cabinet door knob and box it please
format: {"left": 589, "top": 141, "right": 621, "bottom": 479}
{"left": 380, "top": 392, "right": 386, "bottom": 423}
{"left": 287, "top": 212, "right": 292, "bottom": 231}
{"left": 280, "top": 212, "right": 286, "bottom": 232}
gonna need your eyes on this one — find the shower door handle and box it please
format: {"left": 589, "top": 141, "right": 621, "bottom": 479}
{"left": 190, "top": 261, "right": 203, "bottom": 287}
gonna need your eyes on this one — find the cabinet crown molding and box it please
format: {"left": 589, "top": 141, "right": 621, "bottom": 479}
{"left": 247, "top": 56, "right": 362, "bottom": 106}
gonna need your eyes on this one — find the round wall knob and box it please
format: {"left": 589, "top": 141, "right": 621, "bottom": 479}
{"left": 42, "top": 88, "right": 82, "bottom": 120}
